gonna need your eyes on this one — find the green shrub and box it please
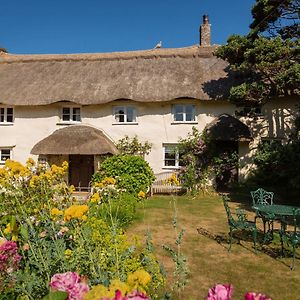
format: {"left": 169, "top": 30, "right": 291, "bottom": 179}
{"left": 93, "top": 155, "right": 155, "bottom": 194}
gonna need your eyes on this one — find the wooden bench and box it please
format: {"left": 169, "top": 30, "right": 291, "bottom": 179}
{"left": 150, "top": 171, "right": 184, "bottom": 195}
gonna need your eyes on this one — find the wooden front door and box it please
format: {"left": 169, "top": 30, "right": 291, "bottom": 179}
{"left": 69, "top": 155, "right": 94, "bottom": 190}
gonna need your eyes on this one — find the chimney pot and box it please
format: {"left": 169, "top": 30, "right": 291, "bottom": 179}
{"left": 199, "top": 14, "right": 211, "bottom": 46}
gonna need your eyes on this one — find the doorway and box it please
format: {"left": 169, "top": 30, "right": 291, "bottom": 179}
{"left": 69, "top": 155, "right": 94, "bottom": 191}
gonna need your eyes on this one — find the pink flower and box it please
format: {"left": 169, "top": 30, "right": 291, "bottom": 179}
{"left": 245, "top": 292, "right": 272, "bottom": 300}
{"left": 0, "top": 241, "right": 21, "bottom": 272}
{"left": 50, "top": 272, "right": 89, "bottom": 300}
{"left": 206, "top": 284, "right": 233, "bottom": 300}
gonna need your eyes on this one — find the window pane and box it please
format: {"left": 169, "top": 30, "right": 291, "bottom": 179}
{"left": 0, "top": 108, "right": 4, "bottom": 122}
{"left": 72, "top": 108, "right": 81, "bottom": 121}
{"left": 126, "top": 107, "right": 136, "bottom": 122}
{"left": 62, "top": 108, "right": 70, "bottom": 121}
{"left": 164, "top": 146, "right": 176, "bottom": 166}
{"left": 185, "top": 105, "right": 195, "bottom": 121}
{"left": 174, "top": 105, "right": 184, "bottom": 121}
{"left": 7, "top": 108, "right": 13, "bottom": 115}
{"left": 114, "top": 107, "right": 125, "bottom": 122}
{"left": 1, "top": 149, "right": 10, "bottom": 161}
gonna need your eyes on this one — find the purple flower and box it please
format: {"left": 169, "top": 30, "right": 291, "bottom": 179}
{"left": 245, "top": 292, "right": 272, "bottom": 300}
{"left": 206, "top": 284, "right": 233, "bottom": 300}
{"left": 50, "top": 272, "right": 89, "bottom": 300}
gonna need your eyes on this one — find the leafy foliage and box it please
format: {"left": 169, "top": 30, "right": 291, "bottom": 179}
{"left": 116, "top": 135, "right": 152, "bottom": 157}
{"left": 93, "top": 155, "right": 155, "bottom": 194}
{"left": 215, "top": 0, "right": 300, "bottom": 105}
{"left": 0, "top": 160, "right": 165, "bottom": 299}
{"left": 248, "top": 138, "right": 300, "bottom": 200}
{"left": 178, "top": 127, "right": 239, "bottom": 192}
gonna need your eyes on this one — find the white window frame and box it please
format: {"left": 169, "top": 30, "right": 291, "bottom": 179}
{"left": 172, "top": 104, "right": 196, "bottom": 123}
{"left": 0, "top": 148, "right": 12, "bottom": 164}
{"left": 113, "top": 106, "right": 137, "bottom": 124}
{"left": 0, "top": 106, "right": 14, "bottom": 125}
{"left": 60, "top": 106, "right": 81, "bottom": 123}
{"left": 163, "top": 144, "right": 182, "bottom": 169}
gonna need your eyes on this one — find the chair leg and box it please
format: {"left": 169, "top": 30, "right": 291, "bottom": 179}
{"left": 291, "top": 245, "right": 296, "bottom": 270}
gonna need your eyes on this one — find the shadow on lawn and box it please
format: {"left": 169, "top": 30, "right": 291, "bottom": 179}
{"left": 197, "top": 226, "right": 293, "bottom": 268}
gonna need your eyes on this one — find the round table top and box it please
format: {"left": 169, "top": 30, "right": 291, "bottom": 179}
{"left": 252, "top": 204, "right": 300, "bottom": 217}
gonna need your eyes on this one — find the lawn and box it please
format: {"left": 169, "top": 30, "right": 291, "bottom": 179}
{"left": 128, "top": 192, "right": 300, "bottom": 300}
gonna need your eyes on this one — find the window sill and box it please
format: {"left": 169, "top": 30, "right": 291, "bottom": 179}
{"left": 0, "top": 123, "right": 14, "bottom": 126}
{"left": 56, "top": 121, "right": 82, "bottom": 125}
{"left": 162, "top": 166, "right": 181, "bottom": 170}
{"left": 112, "top": 122, "right": 138, "bottom": 125}
{"left": 171, "top": 121, "right": 198, "bottom": 125}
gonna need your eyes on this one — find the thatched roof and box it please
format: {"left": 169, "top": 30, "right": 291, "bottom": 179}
{"left": 0, "top": 45, "right": 234, "bottom": 105}
{"left": 205, "top": 114, "right": 252, "bottom": 141}
{"left": 31, "top": 125, "right": 118, "bottom": 155}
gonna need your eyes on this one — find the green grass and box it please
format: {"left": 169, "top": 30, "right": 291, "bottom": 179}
{"left": 128, "top": 193, "right": 300, "bottom": 300}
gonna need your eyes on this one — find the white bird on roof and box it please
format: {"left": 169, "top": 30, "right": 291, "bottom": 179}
{"left": 154, "top": 41, "right": 162, "bottom": 49}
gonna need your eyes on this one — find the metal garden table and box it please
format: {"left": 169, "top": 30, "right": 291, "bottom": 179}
{"left": 252, "top": 204, "right": 299, "bottom": 218}
{"left": 252, "top": 204, "right": 300, "bottom": 242}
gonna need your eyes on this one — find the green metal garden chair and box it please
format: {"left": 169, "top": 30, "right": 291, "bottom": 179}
{"left": 251, "top": 188, "right": 274, "bottom": 238}
{"left": 279, "top": 209, "right": 300, "bottom": 270}
{"left": 222, "top": 196, "right": 257, "bottom": 252}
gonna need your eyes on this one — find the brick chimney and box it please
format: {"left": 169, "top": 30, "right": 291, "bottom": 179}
{"left": 199, "top": 15, "right": 211, "bottom": 46}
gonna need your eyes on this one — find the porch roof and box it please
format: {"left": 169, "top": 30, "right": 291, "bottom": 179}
{"left": 31, "top": 125, "right": 118, "bottom": 155}
{"left": 205, "top": 114, "right": 252, "bottom": 142}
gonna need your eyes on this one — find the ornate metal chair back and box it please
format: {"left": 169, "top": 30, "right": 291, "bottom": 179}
{"left": 251, "top": 188, "right": 274, "bottom": 206}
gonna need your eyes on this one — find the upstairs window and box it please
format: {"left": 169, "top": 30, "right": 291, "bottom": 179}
{"left": 113, "top": 106, "right": 137, "bottom": 123}
{"left": 62, "top": 107, "right": 81, "bottom": 122}
{"left": 172, "top": 105, "right": 196, "bottom": 122}
{"left": 0, "top": 107, "right": 14, "bottom": 124}
{"left": 0, "top": 149, "right": 11, "bottom": 164}
{"left": 163, "top": 144, "right": 182, "bottom": 168}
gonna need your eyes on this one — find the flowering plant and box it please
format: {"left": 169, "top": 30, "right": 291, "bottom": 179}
{"left": 0, "top": 239, "right": 22, "bottom": 293}
{"left": 205, "top": 284, "right": 272, "bottom": 300}
{"left": 50, "top": 272, "right": 89, "bottom": 300}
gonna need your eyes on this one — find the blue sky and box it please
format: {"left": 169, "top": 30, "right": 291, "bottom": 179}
{"left": 0, "top": 0, "right": 255, "bottom": 54}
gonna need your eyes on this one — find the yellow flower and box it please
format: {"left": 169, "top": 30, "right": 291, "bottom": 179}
{"left": 84, "top": 284, "right": 109, "bottom": 300}
{"left": 138, "top": 191, "right": 146, "bottom": 198}
{"left": 69, "top": 185, "right": 75, "bottom": 193}
{"left": 51, "top": 207, "right": 63, "bottom": 216}
{"left": 81, "top": 215, "right": 87, "bottom": 221}
{"left": 26, "top": 158, "right": 35, "bottom": 167}
{"left": 109, "top": 279, "right": 130, "bottom": 296}
{"left": 101, "top": 177, "right": 116, "bottom": 186}
{"left": 11, "top": 234, "right": 18, "bottom": 241}
{"left": 127, "top": 269, "right": 151, "bottom": 289}
{"left": 33, "top": 208, "right": 38, "bottom": 213}
{"left": 3, "top": 223, "right": 12, "bottom": 235}
{"left": 64, "top": 204, "right": 89, "bottom": 222}
{"left": 65, "top": 249, "right": 72, "bottom": 259}
{"left": 90, "top": 192, "right": 100, "bottom": 203}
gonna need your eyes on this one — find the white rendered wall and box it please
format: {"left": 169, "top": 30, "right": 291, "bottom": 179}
{"left": 0, "top": 97, "right": 298, "bottom": 179}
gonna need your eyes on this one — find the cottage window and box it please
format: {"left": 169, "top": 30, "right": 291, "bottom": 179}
{"left": 0, "top": 107, "right": 14, "bottom": 124}
{"left": 0, "top": 149, "right": 11, "bottom": 164}
{"left": 172, "top": 105, "right": 196, "bottom": 123}
{"left": 163, "top": 144, "right": 182, "bottom": 168}
{"left": 113, "top": 106, "right": 137, "bottom": 123}
{"left": 62, "top": 107, "right": 81, "bottom": 122}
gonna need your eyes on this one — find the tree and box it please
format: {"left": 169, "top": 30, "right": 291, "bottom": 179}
{"left": 215, "top": 0, "right": 300, "bottom": 105}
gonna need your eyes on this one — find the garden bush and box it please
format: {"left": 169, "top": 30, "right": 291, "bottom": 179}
{"left": 247, "top": 139, "right": 300, "bottom": 202}
{"left": 92, "top": 155, "right": 155, "bottom": 194}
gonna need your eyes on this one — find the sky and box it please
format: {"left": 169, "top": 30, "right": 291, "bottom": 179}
{"left": 0, "top": 0, "right": 256, "bottom": 55}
